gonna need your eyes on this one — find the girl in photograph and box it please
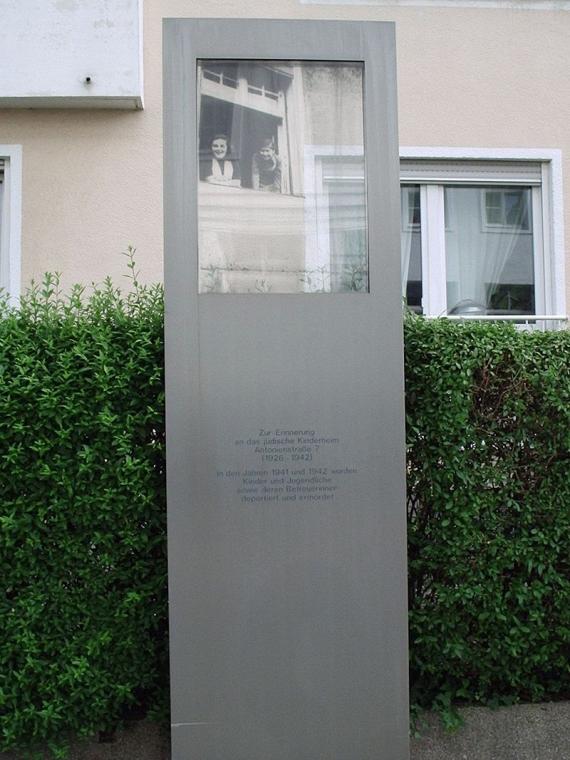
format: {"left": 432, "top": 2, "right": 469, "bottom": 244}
{"left": 200, "top": 134, "right": 241, "bottom": 187}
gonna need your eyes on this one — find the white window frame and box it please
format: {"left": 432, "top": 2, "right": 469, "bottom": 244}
{"left": 400, "top": 147, "right": 567, "bottom": 325}
{"left": 0, "top": 145, "right": 22, "bottom": 303}
{"left": 303, "top": 145, "right": 365, "bottom": 290}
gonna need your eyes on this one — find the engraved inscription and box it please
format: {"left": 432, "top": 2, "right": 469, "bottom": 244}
{"left": 215, "top": 427, "right": 358, "bottom": 504}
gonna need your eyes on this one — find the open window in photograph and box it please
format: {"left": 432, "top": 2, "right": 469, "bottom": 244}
{"left": 197, "top": 60, "right": 368, "bottom": 293}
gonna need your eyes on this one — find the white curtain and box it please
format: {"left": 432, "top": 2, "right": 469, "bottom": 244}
{"left": 400, "top": 225, "right": 413, "bottom": 300}
{"left": 400, "top": 186, "right": 421, "bottom": 302}
{"left": 0, "top": 178, "right": 5, "bottom": 292}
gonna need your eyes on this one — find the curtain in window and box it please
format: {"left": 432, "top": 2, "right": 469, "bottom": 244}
{"left": 400, "top": 185, "right": 422, "bottom": 311}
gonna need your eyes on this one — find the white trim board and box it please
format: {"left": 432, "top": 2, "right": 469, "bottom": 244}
{"left": 0, "top": 145, "right": 22, "bottom": 303}
{"left": 300, "top": 1, "right": 570, "bottom": 9}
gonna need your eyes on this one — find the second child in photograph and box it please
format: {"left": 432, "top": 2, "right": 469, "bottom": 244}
{"left": 251, "top": 138, "right": 282, "bottom": 193}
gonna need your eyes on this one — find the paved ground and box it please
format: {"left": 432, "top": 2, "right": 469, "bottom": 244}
{"left": 2, "top": 701, "right": 569, "bottom": 758}
{"left": 410, "top": 701, "right": 570, "bottom": 760}
{"left": 0, "top": 722, "right": 170, "bottom": 760}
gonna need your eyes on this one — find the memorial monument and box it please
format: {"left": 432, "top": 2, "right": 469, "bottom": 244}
{"left": 164, "top": 19, "right": 409, "bottom": 759}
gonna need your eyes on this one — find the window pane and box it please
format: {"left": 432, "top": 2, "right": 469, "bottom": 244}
{"left": 202, "top": 62, "right": 239, "bottom": 89}
{"left": 484, "top": 191, "right": 503, "bottom": 225}
{"left": 198, "top": 60, "right": 367, "bottom": 293}
{"left": 445, "top": 186, "right": 535, "bottom": 315}
{"left": 400, "top": 185, "right": 422, "bottom": 313}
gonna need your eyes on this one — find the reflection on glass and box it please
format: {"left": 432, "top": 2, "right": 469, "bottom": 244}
{"left": 400, "top": 185, "right": 422, "bottom": 313}
{"left": 445, "top": 186, "right": 534, "bottom": 315}
{"left": 197, "top": 60, "right": 367, "bottom": 293}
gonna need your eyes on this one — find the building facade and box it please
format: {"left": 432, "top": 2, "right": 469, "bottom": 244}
{"left": 0, "top": 0, "right": 568, "bottom": 324}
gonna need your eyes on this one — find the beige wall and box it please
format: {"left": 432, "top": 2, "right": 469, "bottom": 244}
{"left": 1, "top": 0, "right": 569, "bottom": 307}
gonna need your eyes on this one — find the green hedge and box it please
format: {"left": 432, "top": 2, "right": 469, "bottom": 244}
{"left": 0, "top": 271, "right": 167, "bottom": 757}
{"left": 0, "top": 272, "right": 568, "bottom": 753}
{"left": 405, "top": 315, "right": 570, "bottom": 725}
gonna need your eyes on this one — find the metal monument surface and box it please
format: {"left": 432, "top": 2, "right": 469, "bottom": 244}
{"left": 164, "top": 19, "right": 409, "bottom": 760}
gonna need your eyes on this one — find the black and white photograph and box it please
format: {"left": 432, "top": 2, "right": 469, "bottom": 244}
{"left": 197, "top": 60, "right": 369, "bottom": 293}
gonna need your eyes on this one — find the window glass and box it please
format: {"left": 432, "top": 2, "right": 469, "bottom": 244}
{"left": 198, "top": 60, "right": 368, "bottom": 294}
{"left": 445, "top": 186, "right": 534, "bottom": 315}
{"left": 400, "top": 185, "right": 422, "bottom": 313}
{"left": 0, "top": 176, "right": 3, "bottom": 246}
{"left": 0, "top": 164, "right": 6, "bottom": 292}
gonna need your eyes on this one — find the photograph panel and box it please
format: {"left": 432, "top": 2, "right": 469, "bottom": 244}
{"left": 197, "top": 60, "right": 368, "bottom": 293}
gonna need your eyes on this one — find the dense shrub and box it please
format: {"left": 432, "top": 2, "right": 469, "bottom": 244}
{"left": 0, "top": 266, "right": 167, "bottom": 757}
{"left": 0, "top": 269, "right": 568, "bottom": 753}
{"left": 405, "top": 316, "right": 570, "bottom": 724}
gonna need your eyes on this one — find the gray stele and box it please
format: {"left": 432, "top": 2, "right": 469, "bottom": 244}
{"left": 163, "top": 18, "right": 409, "bottom": 760}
